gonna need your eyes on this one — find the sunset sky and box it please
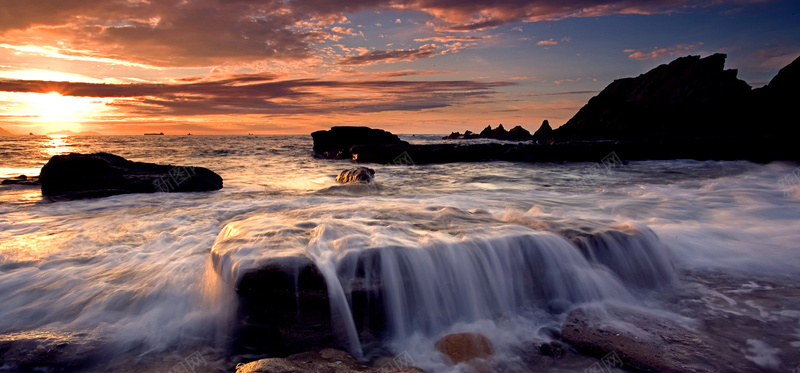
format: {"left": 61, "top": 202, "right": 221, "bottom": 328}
{"left": 0, "top": 0, "right": 798, "bottom": 135}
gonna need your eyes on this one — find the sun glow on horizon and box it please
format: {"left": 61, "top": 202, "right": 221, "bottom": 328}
{"left": 5, "top": 91, "right": 113, "bottom": 132}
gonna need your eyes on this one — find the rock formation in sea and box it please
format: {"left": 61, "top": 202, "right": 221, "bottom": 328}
{"left": 551, "top": 53, "right": 752, "bottom": 142}
{"left": 1, "top": 175, "right": 39, "bottom": 186}
{"left": 532, "top": 120, "right": 553, "bottom": 144}
{"left": 39, "top": 152, "right": 223, "bottom": 200}
{"left": 312, "top": 53, "right": 800, "bottom": 164}
{"left": 442, "top": 124, "right": 533, "bottom": 141}
{"left": 312, "top": 126, "right": 408, "bottom": 160}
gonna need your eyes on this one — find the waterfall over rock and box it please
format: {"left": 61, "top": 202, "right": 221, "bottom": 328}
{"left": 210, "top": 206, "right": 678, "bottom": 357}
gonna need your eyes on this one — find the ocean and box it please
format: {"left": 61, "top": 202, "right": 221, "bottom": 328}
{"left": 1, "top": 135, "right": 800, "bottom": 372}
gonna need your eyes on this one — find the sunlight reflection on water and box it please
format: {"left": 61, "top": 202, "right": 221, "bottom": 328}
{"left": 42, "top": 135, "right": 74, "bottom": 158}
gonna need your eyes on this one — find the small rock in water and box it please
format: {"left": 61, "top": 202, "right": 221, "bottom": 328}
{"left": 336, "top": 167, "right": 375, "bottom": 183}
{"left": 1, "top": 174, "right": 39, "bottom": 185}
{"left": 434, "top": 332, "right": 494, "bottom": 364}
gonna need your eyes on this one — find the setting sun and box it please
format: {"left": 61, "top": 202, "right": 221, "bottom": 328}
{"left": 30, "top": 92, "right": 102, "bottom": 123}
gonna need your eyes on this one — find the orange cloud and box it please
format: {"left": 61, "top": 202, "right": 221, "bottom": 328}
{"left": 624, "top": 42, "right": 705, "bottom": 60}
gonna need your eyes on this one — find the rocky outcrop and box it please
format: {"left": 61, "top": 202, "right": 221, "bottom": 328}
{"left": 552, "top": 53, "right": 752, "bottom": 142}
{"left": 328, "top": 54, "right": 800, "bottom": 164}
{"left": 561, "top": 307, "right": 763, "bottom": 373}
{"left": 532, "top": 120, "right": 553, "bottom": 144}
{"left": 39, "top": 153, "right": 222, "bottom": 200}
{"left": 336, "top": 167, "right": 375, "bottom": 183}
{"left": 312, "top": 127, "right": 408, "bottom": 159}
{"left": 442, "top": 124, "right": 533, "bottom": 141}
{"left": 751, "top": 54, "right": 800, "bottom": 139}
{"left": 434, "top": 333, "right": 494, "bottom": 364}
{"left": 507, "top": 125, "right": 532, "bottom": 141}
{"left": 236, "top": 349, "right": 427, "bottom": 373}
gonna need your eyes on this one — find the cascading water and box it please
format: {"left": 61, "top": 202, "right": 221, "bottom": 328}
{"left": 211, "top": 204, "right": 679, "bottom": 360}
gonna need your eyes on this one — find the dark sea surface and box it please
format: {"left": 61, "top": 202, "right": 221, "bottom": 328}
{"left": 1, "top": 135, "right": 800, "bottom": 372}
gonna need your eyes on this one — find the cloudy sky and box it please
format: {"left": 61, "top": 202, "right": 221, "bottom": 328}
{"left": 0, "top": 0, "right": 797, "bottom": 135}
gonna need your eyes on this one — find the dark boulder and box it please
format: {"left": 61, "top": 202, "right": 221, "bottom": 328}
{"left": 311, "top": 126, "right": 408, "bottom": 159}
{"left": 336, "top": 167, "right": 375, "bottom": 183}
{"left": 39, "top": 152, "right": 222, "bottom": 200}
{"left": 232, "top": 255, "right": 337, "bottom": 356}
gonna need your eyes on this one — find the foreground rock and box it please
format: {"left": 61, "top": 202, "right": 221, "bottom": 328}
{"left": 312, "top": 126, "right": 408, "bottom": 159}
{"left": 235, "top": 348, "right": 427, "bottom": 373}
{"left": 39, "top": 152, "right": 222, "bottom": 200}
{"left": 561, "top": 306, "right": 763, "bottom": 373}
{"left": 336, "top": 167, "right": 375, "bottom": 183}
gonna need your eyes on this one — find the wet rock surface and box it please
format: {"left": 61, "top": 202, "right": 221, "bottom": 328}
{"left": 561, "top": 306, "right": 765, "bottom": 373}
{"left": 39, "top": 152, "right": 222, "bottom": 200}
{"left": 0, "top": 331, "right": 103, "bottom": 372}
{"left": 235, "top": 348, "right": 428, "bottom": 373}
{"left": 336, "top": 167, "right": 375, "bottom": 183}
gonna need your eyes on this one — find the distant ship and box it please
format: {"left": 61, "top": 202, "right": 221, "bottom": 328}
{"left": 187, "top": 133, "right": 192, "bottom": 136}
{"left": 144, "top": 132, "right": 164, "bottom": 135}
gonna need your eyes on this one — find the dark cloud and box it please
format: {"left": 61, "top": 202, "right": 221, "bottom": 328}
{"left": 338, "top": 44, "right": 438, "bottom": 65}
{"left": 0, "top": 74, "right": 512, "bottom": 115}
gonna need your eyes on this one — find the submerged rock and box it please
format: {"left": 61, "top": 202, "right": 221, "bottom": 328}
{"left": 39, "top": 152, "right": 222, "bottom": 200}
{"left": 236, "top": 348, "right": 428, "bottom": 373}
{"left": 434, "top": 332, "right": 494, "bottom": 364}
{"left": 336, "top": 167, "right": 375, "bottom": 183}
{"left": 311, "top": 126, "right": 408, "bottom": 159}
{"left": 1, "top": 174, "right": 39, "bottom": 185}
{"left": 561, "top": 306, "right": 763, "bottom": 373}
{"left": 0, "top": 331, "right": 103, "bottom": 372}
